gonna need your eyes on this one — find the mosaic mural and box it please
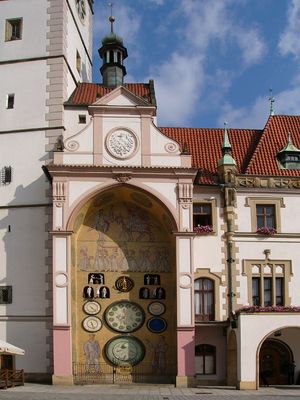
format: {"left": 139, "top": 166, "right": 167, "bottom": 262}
{"left": 77, "top": 201, "right": 173, "bottom": 273}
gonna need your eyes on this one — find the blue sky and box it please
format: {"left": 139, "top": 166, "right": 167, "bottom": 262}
{"left": 92, "top": 0, "right": 300, "bottom": 129}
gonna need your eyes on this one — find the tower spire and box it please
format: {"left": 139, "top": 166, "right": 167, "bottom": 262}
{"left": 98, "top": 8, "right": 128, "bottom": 87}
{"left": 218, "top": 122, "right": 236, "bottom": 167}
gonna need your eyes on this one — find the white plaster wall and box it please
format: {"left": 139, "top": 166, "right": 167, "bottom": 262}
{"left": 238, "top": 314, "right": 300, "bottom": 382}
{"left": 280, "top": 195, "right": 300, "bottom": 233}
{"left": 235, "top": 240, "right": 300, "bottom": 306}
{"left": 0, "top": 131, "right": 48, "bottom": 206}
{"left": 150, "top": 125, "right": 180, "bottom": 154}
{"left": 150, "top": 156, "right": 181, "bottom": 167}
{"left": 236, "top": 194, "right": 250, "bottom": 232}
{"left": 66, "top": 7, "right": 92, "bottom": 84}
{"left": 0, "top": 321, "right": 49, "bottom": 372}
{"left": 0, "top": 207, "right": 48, "bottom": 315}
{"left": 68, "top": 180, "right": 103, "bottom": 207}
{"left": 0, "top": 62, "right": 48, "bottom": 131}
{"left": 193, "top": 235, "right": 224, "bottom": 272}
{"left": 62, "top": 154, "right": 94, "bottom": 165}
{"left": 0, "top": 0, "right": 48, "bottom": 62}
{"left": 64, "top": 109, "right": 93, "bottom": 151}
{"left": 68, "top": 0, "right": 93, "bottom": 61}
{"left": 143, "top": 182, "right": 177, "bottom": 210}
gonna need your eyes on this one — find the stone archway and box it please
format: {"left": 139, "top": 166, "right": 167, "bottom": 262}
{"left": 259, "top": 338, "right": 293, "bottom": 386}
{"left": 71, "top": 186, "right": 177, "bottom": 383}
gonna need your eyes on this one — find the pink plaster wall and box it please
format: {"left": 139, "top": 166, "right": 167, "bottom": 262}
{"left": 177, "top": 328, "right": 195, "bottom": 376}
{"left": 53, "top": 329, "right": 72, "bottom": 375}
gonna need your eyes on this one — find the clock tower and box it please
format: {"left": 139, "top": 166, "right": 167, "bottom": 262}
{"left": 0, "top": 0, "right": 94, "bottom": 383}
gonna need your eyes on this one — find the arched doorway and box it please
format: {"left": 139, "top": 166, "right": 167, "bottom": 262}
{"left": 70, "top": 186, "right": 177, "bottom": 383}
{"left": 259, "top": 339, "right": 293, "bottom": 386}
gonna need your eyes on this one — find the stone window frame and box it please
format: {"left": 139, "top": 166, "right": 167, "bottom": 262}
{"left": 193, "top": 198, "right": 218, "bottom": 234}
{"left": 5, "top": 18, "right": 23, "bottom": 41}
{"left": 195, "top": 344, "right": 216, "bottom": 375}
{"left": 245, "top": 197, "right": 285, "bottom": 233}
{"left": 242, "top": 259, "right": 292, "bottom": 307}
{"left": 194, "top": 269, "right": 222, "bottom": 321}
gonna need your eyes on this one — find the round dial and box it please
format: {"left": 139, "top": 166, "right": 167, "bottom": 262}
{"left": 82, "top": 316, "right": 102, "bottom": 332}
{"left": 83, "top": 301, "right": 101, "bottom": 315}
{"left": 75, "top": 0, "right": 86, "bottom": 23}
{"left": 106, "top": 129, "right": 138, "bottom": 159}
{"left": 104, "top": 301, "right": 145, "bottom": 333}
{"left": 105, "top": 336, "right": 145, "bottom": 366}
{"left": 148, "top": 301, "right": 166, "bottom": 316}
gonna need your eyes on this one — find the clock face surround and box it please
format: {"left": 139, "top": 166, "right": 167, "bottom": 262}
{"left": 82, "top": 316, "right": 102, "bottom": 332}
{"left": 105, "top": 335, "right": 145, "bottom": 366}
{"left": 83, "top": 300, "right": 101, "bottom": 315}
{"left": 104, "top": 301, "right": 145, "bottom": 333}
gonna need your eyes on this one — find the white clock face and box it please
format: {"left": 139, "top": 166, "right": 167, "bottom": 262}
{"left": 106, "top": 129, "right": 138, "bottom": 160}
{"left": 76, "top": 0, "right": 86, "bottom": 23}
{"left": 82, "top": 316, "right": 102, "bottom": 332}
{"left": 83, "top": 301, "right": 101, "bottom": 315}
{"left": 104, "top": 301, "right": 145, "bottom": 333}
{"left": 105, "top": 336, "right": 145, "bottom": 366}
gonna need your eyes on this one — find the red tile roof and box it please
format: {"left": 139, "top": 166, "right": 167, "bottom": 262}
{"left": 160, "top": 127, "right": 261, "bottom": 184}
{"left": 246, "top": 115, "right": 300, "bottom": 176}
{"left": 160, "top": 116, "right": 300, "bottom": 183}
{"left": 66, "top": 83, "right": 300, "bottom": 183}
{"left": 66, "top": 82, "right": 155, "bottom": 106}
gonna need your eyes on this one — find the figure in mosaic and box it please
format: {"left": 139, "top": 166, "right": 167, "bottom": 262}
{"left": 78, "top": 246, "right": 91, "bottom": 271}
{"left": 84, "top": 334, "right": 101, "bottom": 373}
{"left": 146, "top": 336, "right": 168, "bottom": 373}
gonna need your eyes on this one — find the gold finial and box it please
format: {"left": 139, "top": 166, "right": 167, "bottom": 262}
{"left": 108, "top": 3, "right": 115, "bottom": 33}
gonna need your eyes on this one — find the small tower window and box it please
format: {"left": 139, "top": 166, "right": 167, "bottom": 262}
{"left": 5, "top": 18, "right": 22, "bottom": 41}
{"left": 6, "top": 94, "right": 15, "bottom": 109}
{"left": 109, "top": 50, "right": 114, "bottom": 63}
{"left": 1, "top": 166, "right": 12, "bottom": 185}
{"left": 78, "top": 114, "right": 86, "bottom": 124}
{"left": 117, "top": 51, "right": 121, "bottom": 64}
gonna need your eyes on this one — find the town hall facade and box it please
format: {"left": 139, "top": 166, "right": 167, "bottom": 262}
{"left": 1, "top": 0, "right": 300, "bottom": 389}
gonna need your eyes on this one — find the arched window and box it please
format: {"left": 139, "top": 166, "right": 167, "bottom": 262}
{"left": 195, "top": 344, "right": 216, "bottom": 375}
{"left": 195, "top": 278, "right": 215, "bottom": 321}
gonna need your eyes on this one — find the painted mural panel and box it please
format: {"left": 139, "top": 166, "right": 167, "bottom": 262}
{"left": 71, "top": 188, "right": 177, "bottom": 382}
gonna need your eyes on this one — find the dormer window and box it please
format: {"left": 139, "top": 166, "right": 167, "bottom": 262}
{"left": 277, "top": 132, "right": 300, "bottom": 170}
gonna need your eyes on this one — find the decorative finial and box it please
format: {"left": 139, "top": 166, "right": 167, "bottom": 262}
{"left": 269, "top": 88, "right": 275, "bottom": 116}
{"left": 288, "top": 131, "right": 292, "bottom": 144}
{"left": 222, "top": 121, "right": 231, "bottom": 152}
{"left": 108, "top": 3, "right": 115, "bottom": 33}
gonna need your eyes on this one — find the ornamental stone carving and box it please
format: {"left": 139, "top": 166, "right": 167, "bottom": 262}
{"left": 236, "top": 176, "right": 300, "bottom": 189}
{"left": 53, "top": 181, "right": 66, "bottom": 204}
{"left": 113, "top": 174, "right": 132, "bottom": 183}
{"left": 178, "top": 183, "right": 193, "bottom": 204}
{"left": 106, "top": 128, "right": 138, "bottom": 159}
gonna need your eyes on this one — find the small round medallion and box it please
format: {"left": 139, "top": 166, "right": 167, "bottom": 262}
{"left": 82, "top": 316, "right": 102, "bottom": 332}
{"left": 147, "top": 317, "right": 167, "bottom": 333}
{"left": 106, "top": 129, "right": 138, "bottom": 159}
{"left": 148, "top": 301, "right": 166, "bottom": 316}
{"left": 83, "top": 301, "right": 101, "bottom": 315}
{"left": 115, "top": 276, "right": 134, "bottom": 292}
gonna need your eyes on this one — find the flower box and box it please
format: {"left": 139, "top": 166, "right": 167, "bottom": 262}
{"left": 193, "top": 225, "right": 213, "bottom": 234}
{"left": 236, "top": 305, "right": 300, "bottom": 315}
{"left": 256, "top": 227, "right": 277, "bottom": 235}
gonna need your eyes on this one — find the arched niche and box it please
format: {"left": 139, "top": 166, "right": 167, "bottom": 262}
{"left": 70, "top": 186, "right": 177, "bottom": 380}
